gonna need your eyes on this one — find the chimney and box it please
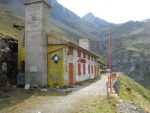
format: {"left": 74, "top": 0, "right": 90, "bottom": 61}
{"left": 79, "top": 38, "right": 90, "bottom": 50}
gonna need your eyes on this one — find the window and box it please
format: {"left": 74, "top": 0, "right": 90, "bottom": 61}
{"left": 78, "top": 63, "right": 81, "bottom": 75}
{"left": 69, "top": 47, "right": 73, "bottom": 55}
{"left": 83, "top": 52, "right": 85, "bottom": 58}
{"left": 88, "top": 55, "right": 90, "bottom": 60}
{"left": 78, "top": 50, "right": 81, "bottom": 57}
{"left": 83, "top": 64, "right": 86, "bottom": 75}
{"left": 91, "top": 65, "right": 93, "bottom": 74}
{"left": 95, "top": 66, "right": 97, "bottom": 76}
{"left": 88, "top": 65, "right": 90, "bottom": 74}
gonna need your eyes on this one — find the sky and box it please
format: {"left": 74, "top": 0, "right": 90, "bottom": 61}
{"left": 57, "top": 0, "right": 150, "bottom": 24}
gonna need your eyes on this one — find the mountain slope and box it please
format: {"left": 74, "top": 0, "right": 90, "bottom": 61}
{"left": 0, "top": 0, "right": 150, "bottom": 90}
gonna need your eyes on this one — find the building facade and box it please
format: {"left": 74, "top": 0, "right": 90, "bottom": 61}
{"left": 48, "top": 37, "right": 100, "bottom": 87}
{"left": 18, "top": 0, "right": 104, "bottom": 88}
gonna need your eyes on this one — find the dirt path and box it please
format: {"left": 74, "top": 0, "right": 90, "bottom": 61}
{"left": 0, "top": 75, "right": 108, "bottom": 113}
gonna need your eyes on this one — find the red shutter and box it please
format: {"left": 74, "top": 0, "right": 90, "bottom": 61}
{"left": 83, "top": 52, "right": 85, "bottom": 58}
{"left": 88, "top": 55, "right": 90, "bottom": 60}
{"left": 88, "top": 65, "right": 90, "bottom": 74}
{"left": 78, "top": 63, "right": 81, "bottom": 75}
{"left": 78, "top": 50, "right": 81, "bottom": 57}
{"left": 92, "top": 65, "right": 93, "bottom": 74}
{"left": 69, "top": 47, "right": 73, "bottom": 55}
{"left": 83, "top": 64, "right": 86, "bottom": 75}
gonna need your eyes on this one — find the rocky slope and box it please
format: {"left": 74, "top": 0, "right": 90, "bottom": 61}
{"left": 0, "top": 37, "right": 18, "bottom": 91}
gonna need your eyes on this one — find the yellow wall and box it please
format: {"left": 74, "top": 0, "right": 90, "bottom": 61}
{"left": 48, "top": 45, "right": 65, "bottom": 87}
{"left": 18, "top": 33, "right": 25, "bottom": 72}
{"left": 18, "top": 47, "right": 25, "bottom": 71}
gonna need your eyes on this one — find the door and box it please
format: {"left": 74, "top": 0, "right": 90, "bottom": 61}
{"left": 69, "top": 63, "right": 74, "bottom": 85}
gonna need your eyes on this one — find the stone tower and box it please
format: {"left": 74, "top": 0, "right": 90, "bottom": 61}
{"left": 25, "top": 0, "right": 51, "bottom": 87}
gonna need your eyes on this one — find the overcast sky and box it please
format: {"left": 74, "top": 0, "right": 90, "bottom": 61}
{"left": 57, "top": 0, "right": 150, "bottom": 24}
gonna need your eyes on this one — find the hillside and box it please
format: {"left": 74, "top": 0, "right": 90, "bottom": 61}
{"left": 0, "top": 0, "right": 150, "bottom": 90}
{"left": 94, "top": 21, "right": 150, "bottom": 89}
{"left": 0, "top": 9, "right": 23, "bottom": 39}
{"left": 117, "top": 73, "right": 150, "bottom": 112}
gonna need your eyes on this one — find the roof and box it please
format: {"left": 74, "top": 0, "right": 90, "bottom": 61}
{"left": 48, "top": 34, "right": 100, "bottom": 58}
{"left": 25, "top": 0, "right": 51, "bottom": 8}
{"left": 67, "top": 42, "right": 100, "bottom": 58}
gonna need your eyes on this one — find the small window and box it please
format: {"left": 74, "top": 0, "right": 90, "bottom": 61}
{"left": 88, "top": 55, "right": 90, "bottom": 60}
{"left": 95, "top": 66, "right": 97, "bottom": 76}
{"left": 91, "top": 65, "right": 93, "bottom": 74}
{"left": 69, "top": 47, "right": 73, "bottom": 55}
{"left": 91, "top": 57, "right": 93, "bottom": 61}
{"left": 83, "top": 64, "right": 86, "bottom": 75}
{"left": 78, "top": 63, "right": 81, "bottom": 75}
{"left": 78, "top": 50, "right": 81, "bottom": 57}
{"left": 83, "top": 52, "right": 85, "bottom": 58}
{"left": 88, "top": 65, "right": 90, "bottom": 74}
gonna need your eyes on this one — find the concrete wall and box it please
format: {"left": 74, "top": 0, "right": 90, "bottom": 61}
{"left": 25, "top": 0, "right": 51, "bottom": 87}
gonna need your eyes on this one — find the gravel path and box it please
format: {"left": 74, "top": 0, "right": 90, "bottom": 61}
{"left": 0, "top": 75, "right": 108, "bottom": 113}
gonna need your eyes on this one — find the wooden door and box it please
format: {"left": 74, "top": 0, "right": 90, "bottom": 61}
{"left": 69, "top": 63, "right": 74, "bottom": 85}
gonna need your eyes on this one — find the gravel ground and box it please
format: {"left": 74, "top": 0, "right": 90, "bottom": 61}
{"left": 117, "top": 101, "right": 147, "bottom": 113}
{"left": 0, "top": 75, "right": 108, "bottom": 113}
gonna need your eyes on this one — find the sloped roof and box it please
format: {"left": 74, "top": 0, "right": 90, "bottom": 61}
{"left": 48, "top": 34, "right": 100, "bottom": 58}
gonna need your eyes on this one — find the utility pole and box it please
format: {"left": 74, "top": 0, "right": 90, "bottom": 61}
{"left": 109, "top": 27, "right": 112, "bottom": 93}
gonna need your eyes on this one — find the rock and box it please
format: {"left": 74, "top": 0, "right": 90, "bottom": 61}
{"left": 0, "top": 37, "right": 18, "bottom": 91}
{"left": 24, "top": 84, "right": 30, "bottom": 90}
{"left": 40, "top": 88, "right": 48, "bottom": 92}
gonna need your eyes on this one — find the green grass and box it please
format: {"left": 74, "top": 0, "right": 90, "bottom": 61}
{"left": 77, "top": 96, "right": 117, "bottom": 113}
{"left": 118, "top": 73, "right": 150, "bottom": 112}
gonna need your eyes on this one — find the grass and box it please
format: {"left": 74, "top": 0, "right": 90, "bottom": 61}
{"left": 76, "top": 96, "right": 117, "bottom": 113}
{"left": 118, "top": 73, "right": 150, "bottom": 112}
{"left": 0, "top": 9, "right": 24, "bottom": 39}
